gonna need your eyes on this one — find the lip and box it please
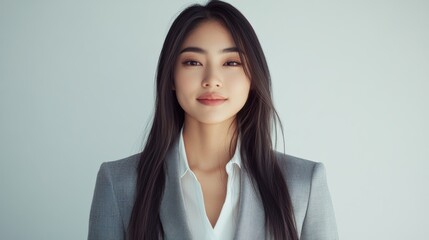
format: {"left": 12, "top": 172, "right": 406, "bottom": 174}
{"left": 197, "top": 93, "right": 227, "bottom": 106}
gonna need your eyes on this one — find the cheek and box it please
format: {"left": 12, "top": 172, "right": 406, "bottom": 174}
{"left": 239, "top": 82, "right": 251, "bottom": 102}
{"left": 174, "top": 69, "right": 189, "bottom": 94}
{"left": 174, "top": 68, "right": 204, "bottom": 90}
{"left": 229, "top": 74, "right": 251, "bottom": 94}
{"left": 174, "top": 80, "right": 194, "bottom": 98}
{"left": 226, "top": 69, "right": 250, "bottom": 85}
{"left": 174, "top": 70, "right": 201, "bottom": 108}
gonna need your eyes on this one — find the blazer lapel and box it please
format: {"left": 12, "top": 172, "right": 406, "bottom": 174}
{"left": 234, "top": 169, "right": 268, "bottom": 240}
{"left": 159, "top": 140, "right": 192, "bottom": 240}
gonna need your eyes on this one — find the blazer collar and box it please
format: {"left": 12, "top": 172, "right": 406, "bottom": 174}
{"left": 234, "top": 169, "right": 267, "bottom": 239}
{"left": 159, "top": 138, "right": 193, "bottom": 239}
{"left": 159, "top": 138, "right": 266, "bottom": 239}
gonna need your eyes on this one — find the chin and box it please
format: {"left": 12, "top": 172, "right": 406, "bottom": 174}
{"left": 197, "top": 116, "right": 237, "bottom": 125}
{"left": 184, "top": 114, "right": 235, "bottom": 125}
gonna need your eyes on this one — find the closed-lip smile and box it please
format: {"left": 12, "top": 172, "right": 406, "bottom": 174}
{"left": 197, "top": 93, "right": 227, "bottom": 106}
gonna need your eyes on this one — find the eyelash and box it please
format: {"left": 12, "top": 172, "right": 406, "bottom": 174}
{"left": 183, "top": 60, "right": 201, "bottom": 66}
{"left": 224, "top": 61, "right": 242, "bottom": 66}
{"left": 182, "top": 60, "right": 242, "bottom": 67}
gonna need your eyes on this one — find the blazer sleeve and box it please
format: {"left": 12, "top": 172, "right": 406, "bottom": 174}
{"left": 300, "top": 163, "right": 339, "bottom": 240}
{"left": 88, "top": 162, "right": 125, "bottom": 240}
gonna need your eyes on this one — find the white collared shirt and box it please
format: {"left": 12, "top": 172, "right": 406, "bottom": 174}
{"left": 178, "top": 128, "right": 241, "bottom": 240}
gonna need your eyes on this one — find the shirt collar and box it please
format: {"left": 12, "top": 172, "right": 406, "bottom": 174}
{"left": 178, "top": 127, "right": 241, "bottom": 178}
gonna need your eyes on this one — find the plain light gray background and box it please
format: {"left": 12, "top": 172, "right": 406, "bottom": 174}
{"left": 1, "top": 0, "right": 428, "bottom": 239}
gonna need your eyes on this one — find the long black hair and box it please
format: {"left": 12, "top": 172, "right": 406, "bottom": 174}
{"left": 127, "top": 1, "right": 298, "bottom": 239}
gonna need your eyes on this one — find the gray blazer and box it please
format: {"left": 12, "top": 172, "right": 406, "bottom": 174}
{"left": 88, "top": 140, "right": 338, "bottom": 240}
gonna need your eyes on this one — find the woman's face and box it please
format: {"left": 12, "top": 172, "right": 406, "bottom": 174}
{"left": 174, "top": 20, "right": 251, "bottom": 126}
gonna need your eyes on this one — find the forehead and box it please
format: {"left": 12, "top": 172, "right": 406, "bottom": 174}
{"left": 181, "top": 20, "right": 236, "bottom": 49}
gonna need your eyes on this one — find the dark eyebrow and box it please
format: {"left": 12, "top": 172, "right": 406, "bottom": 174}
{"left": 221, "top": 47, "right": 242, "bottom": 53}
{"left": 179, "top": 47, "right": 206, "bottom": 54}
{"left": 179, "top": 46, "right": 243, "bottom": 54}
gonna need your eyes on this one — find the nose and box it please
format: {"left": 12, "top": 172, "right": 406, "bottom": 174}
{"left": 201, "top": 67, "right": 222, "bottom": 88}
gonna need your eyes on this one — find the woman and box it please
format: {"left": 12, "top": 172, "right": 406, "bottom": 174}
{"left": 88, "top": 1, "right": 338, "bottom": 239}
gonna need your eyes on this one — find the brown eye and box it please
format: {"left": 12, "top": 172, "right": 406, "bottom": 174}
{"left": 183, "top": 60, "right": 202, "bottom": 66}
{"left": 224, "top": 61, "right": 241, "bottom": 66}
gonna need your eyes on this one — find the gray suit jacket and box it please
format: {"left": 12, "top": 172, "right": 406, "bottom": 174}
{"left": 88, "top": 140, "right": 338, "bottom": 240}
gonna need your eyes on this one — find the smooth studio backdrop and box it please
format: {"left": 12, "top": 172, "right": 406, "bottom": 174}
{"left": 1, "top": 0, "right": 428, "bottom": 239}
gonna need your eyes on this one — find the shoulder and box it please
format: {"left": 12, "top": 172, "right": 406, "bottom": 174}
{"left": 101, "top": 152, "right": 141, "bottom": 172}
{"left": 274, "top": 151, "right": 336, "bottom": 237}
{"left": 95, "top": 152, "right": 141, "bottom": 201}
{"left": 99, "top": 152, "right": 141, "bottom": 185}
{"left": 274, "top": 151, "right": 330, "bottom": 196}
{"left": 97, "top": 153, "right": 142, "bottom": 215}
{"left": 274, "top": 151, "right": 325, "bottom": 183}
{"left": 89, "top": 153, "right": 142, "bottom": 238}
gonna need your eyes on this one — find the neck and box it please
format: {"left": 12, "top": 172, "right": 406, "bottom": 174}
{"left": 182, "top": 116, "right": 238, "bottom": 172}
